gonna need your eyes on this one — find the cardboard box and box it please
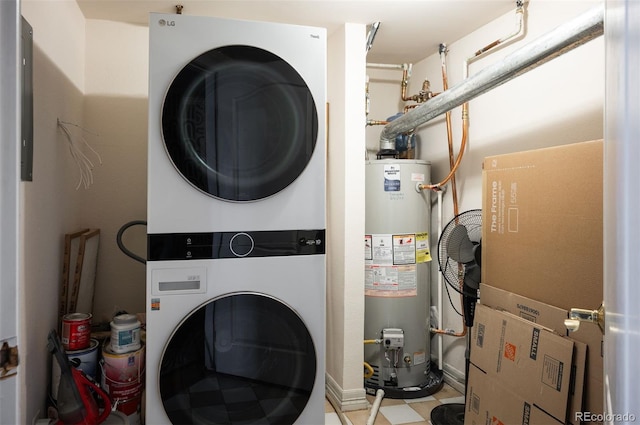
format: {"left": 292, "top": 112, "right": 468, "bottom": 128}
{"left": 481, "top": 140, "right": 603, "bottom": 312}
{"left": 481, "top": 284, "right": 603, "bottom": 421}
{"left": 470, "top": 304, "right": 574, "bottom": 423}
{"left": 465, "top": 363, "right": 563, "bottom": 425}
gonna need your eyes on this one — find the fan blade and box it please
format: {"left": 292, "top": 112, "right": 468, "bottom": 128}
{"left": 447, "top": 225, "right": 475, "bottom": 263}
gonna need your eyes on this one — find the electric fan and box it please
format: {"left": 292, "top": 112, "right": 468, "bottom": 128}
{"left": 431, "top": 209, "right": 482, "bottom": 425}
{"left": 438, "top": 209, "right": 482, "bottom": 327}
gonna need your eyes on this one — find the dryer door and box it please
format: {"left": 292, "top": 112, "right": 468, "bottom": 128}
{"left": 162, "top": 45, "right": 319, "bottom": 202}
{"left": 159, "top": 293, "right": 317, "bottom": 424}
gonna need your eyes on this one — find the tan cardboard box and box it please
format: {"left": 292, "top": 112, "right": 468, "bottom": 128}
{"left": 470, "top": 304, "right": 574, "bottom": 423}
{"left": 480, "top": 284, "right": 599, "bottom": 423}
{"left": 465, "top": 363, "right": 563, "bottom": 425}
{"left": 480, "top": 140, "right": 603, "bottom": 312}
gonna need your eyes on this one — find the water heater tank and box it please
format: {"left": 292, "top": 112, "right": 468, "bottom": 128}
{"left": 364, "top": 159, "right": 442, "bottom": 398}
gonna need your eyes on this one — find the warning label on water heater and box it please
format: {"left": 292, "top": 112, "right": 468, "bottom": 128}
{"left": 366, "top": 233, "right": 432, "bottom": 265}
{"left": 416, "top": 232, "right": 432, "bottom": 263}
{"left": 365, "top": 232, "right": 430, "bottom": 297}
{"left": 383, "top": 164, "right": 401, "bottom": 191}
{"left": 368, "top": 234, "right": 393, "bottom": 265}
{"left": 393, "top": 234, "right": 416, "bottom": 265}
{"left": 365, "top": 264, "right": 417, "bottom": 297}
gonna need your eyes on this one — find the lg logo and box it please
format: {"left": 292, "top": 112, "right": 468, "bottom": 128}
{"left": 158, "top": 19, "right": 176, "bottom": 27}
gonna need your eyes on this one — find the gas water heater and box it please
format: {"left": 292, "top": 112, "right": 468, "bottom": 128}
{"left": 364, "top": 159, "right": 442, "bottom": 398}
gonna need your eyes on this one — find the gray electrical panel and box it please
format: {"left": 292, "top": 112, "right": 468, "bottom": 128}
{"left": 21, "top": 16, "right": 33, "bottom": 182}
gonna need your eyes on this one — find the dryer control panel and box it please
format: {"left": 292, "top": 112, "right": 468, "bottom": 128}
{"left": 148, "top": 229, "right": 325, "bottom": 261}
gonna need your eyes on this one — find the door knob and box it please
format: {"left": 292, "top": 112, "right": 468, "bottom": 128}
{"left": 564, "top": 304, "right": 604, "bottom": 334}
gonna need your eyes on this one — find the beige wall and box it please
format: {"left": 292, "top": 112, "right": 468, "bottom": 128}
{"left": 366, "top": 0, "right": 603, "bottom": 382}
{"left": 83, "top": 19, "right": 149, "bottom": 323}
{"left": 20, "top": 1, "right": 86, "bottom": 421}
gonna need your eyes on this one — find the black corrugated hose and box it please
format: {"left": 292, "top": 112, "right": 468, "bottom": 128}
{"left": 116, "top": 220, "right": 147, "bottom": 264}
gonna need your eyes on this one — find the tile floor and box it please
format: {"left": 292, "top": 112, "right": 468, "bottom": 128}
{"left": 325, "top": 383, "right": 464, "bottom": 425}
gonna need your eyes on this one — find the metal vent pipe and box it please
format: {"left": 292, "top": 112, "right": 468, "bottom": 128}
{"left": 379, "top": 4, "right": 604, "bottom": 148}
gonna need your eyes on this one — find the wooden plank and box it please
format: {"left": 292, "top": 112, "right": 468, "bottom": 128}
{"left": 69, "top": 229, "right": 100, "bottom": 315}
{"left": 59, "top": 228, "right": 89, "bottom": 323}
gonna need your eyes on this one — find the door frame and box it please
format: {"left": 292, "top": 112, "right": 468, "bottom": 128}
{"left": 0, "top": 0, "right": 22, "bottom": 424}
{"left": 603, "top": 0, "right": 640, "bottom": 419}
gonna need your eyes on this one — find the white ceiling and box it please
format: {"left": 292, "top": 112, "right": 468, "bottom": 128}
{"left": 76, "top": 0, "right": 517, "bottom": 64}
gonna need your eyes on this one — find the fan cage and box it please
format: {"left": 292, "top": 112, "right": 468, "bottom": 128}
{"left": 437, "top": 209, "right": 482, "bottom": 298}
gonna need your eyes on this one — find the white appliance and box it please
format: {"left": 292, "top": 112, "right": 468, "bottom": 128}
{"left": 147, "top": 13, "right": 326, "bottom": 234}
{"left": 145, "top": 256, "right": 325, "bottom": 425}
{"left": 146, "top": 13, "right": 326, "bottom": 425}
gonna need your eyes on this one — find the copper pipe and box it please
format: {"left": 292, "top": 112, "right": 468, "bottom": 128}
{"left": 431, "top": 327, "right": 467, "bottom": 337}
{"left": 422, "top": 3, "right": 526, "bottom": 192}
{"left": 474, "top": 39, "right": 502, "bottom": 57}
{"left": 418, "top": 102, "right": 469, "bottom": 192}
{"left": 366, "top": 120, "right": 389, "bottom": 126}
{"left": 380, "top": 4, "right": 602, "bottom": 147}
{"left": 403, "top": 105, "right": 418, "bottom": 114}
{"left": 440, "top": 45, "right": 460, "bottom": 218}
{"left": 469, "top": 1, "right": 525, "bottom": 69}
{"left": 401, "top": 65, "right": 435, "bottom": 104}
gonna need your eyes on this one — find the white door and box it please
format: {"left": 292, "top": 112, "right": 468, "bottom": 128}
{"left": 604, "top": 0, "right": 640, "bottom": 421}
{"left": 0, "top": 1, "right": 21, "bottom": 424}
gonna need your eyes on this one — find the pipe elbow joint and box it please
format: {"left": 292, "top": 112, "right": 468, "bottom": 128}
{"left": 378, "top": 134, "right": 396, "bottom": 151}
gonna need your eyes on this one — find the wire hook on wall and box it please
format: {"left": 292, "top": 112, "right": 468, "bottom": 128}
{"left": 57, "top": 119, "right": 102, "bottom": 190}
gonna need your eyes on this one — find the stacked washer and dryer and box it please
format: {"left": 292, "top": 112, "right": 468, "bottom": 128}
{"left": 146, "top": 14, "right": 326, "bottom": 425}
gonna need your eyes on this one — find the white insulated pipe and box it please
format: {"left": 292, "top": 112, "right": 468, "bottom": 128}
{"left": 437, "top": 189, "right": 444, "bottom": 371}
{"left": 366, "top": 62, "right": 405, "bottom": 70}
{"left": 366, "top": 389, "right": 385, "bottom": 425}
{"left": 379, "top": 4, "right": 604, "bottom": 148}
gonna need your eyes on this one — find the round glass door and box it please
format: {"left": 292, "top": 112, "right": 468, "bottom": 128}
{"left": 159, "top": 293, "right": 317, "bottom": 424}
{"left": 162, "top": 45, "right": 319, "bottom": 202}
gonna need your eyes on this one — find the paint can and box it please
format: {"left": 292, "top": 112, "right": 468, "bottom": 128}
{"left": 112, "top": 395, "right": 142, "bottom": 425}
{"left": 101, "top": 340, "right": 145, "bottom": 425}
{"left": 50, "top": 338, "right": 99, "bottom": 402}
{"left": 101, "top": 411, "right": 130, "bottom": 425}
{"left": 110, "top": 314, "right": 141, "bottom": 354}
{"left": 61, "top": 312, "right": 92, "bottom": 351}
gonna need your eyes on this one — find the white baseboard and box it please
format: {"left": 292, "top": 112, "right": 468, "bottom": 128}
{"left": 442, "top": 362, "right": 466, "bottom": 395}
{"left": 325, "top": 373, "right": 369, "bottom": 412}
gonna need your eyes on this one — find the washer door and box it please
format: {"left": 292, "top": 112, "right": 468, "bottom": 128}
{"left": 159, "top": 293, "right": 317, "bottom": 424}
{"left": 162, "top": 45, "right": 319, "bottom": 202}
